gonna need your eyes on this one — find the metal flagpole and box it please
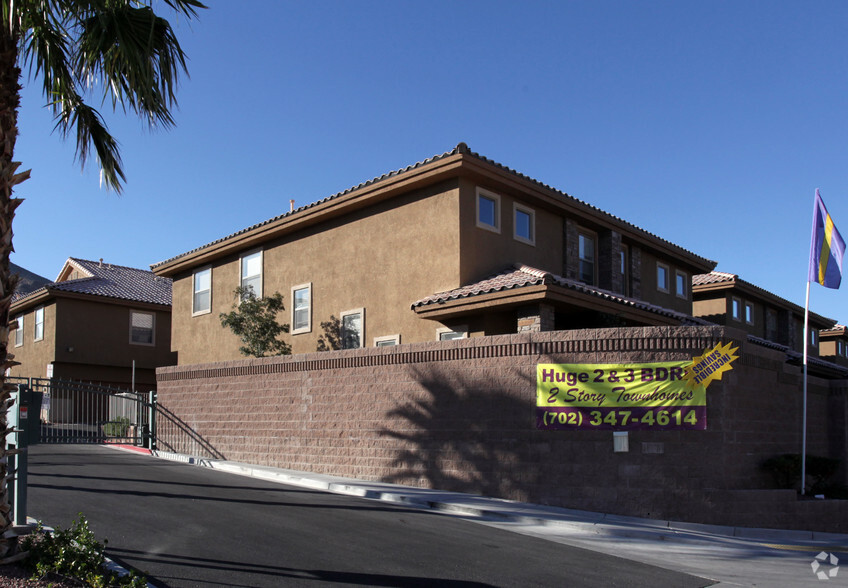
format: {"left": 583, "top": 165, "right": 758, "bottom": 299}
{"left": 801, "top": 280, "right": 810, "bottom": 495}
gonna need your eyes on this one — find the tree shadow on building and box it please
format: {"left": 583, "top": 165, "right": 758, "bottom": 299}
{"left": 378, "top": 365, "right": 541, "bottom": 502}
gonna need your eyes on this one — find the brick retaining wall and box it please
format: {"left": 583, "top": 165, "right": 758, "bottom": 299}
{"left": 156, "top": 325, "right": 848, "bottom": 532}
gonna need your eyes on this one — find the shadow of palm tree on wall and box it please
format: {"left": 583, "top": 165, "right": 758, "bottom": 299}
{"left": 379, "top": 365, "right": 541, "bottom": 501}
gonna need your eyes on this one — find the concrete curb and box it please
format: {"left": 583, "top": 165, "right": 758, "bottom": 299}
{"left": 110, "top": 445, "right": 848, "bottom": 549}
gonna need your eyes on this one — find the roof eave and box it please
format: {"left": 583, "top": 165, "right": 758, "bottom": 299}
{"left": 413, "top": 283, "right": 683, "bottom": 326}
{"left": 153, "top": 153, "right": 467, "bottom": 277}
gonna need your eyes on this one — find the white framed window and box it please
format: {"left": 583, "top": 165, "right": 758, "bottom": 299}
{"left": 513, "top": 203, "right": 535, "bottom": 245}
{"left": 657, "top": 263, "right": 669, "bottom": 293}
{"left": 340, "top": 308, "right": 364, "bottom": 349}
{"left": 437, "top": 326, "right": 468, "bottom": 341}
{"left": 240, "top": 250, "right": 263, "bottom": 297}
{"left": 34, "top": 306, "right": 44, "bottom": 342}
{"left": 476, "top": 187, "right": 500, "bottom": 233}
{"left": 192, "top": 266, "right": 212, "bottom": 316}
{"left": 14, "top": 316, "right": 22, "bottom": 347}
{"left": 578, "top": 230, "right": 596, "bottom": 285}
{"left": 291, "top": 283, "right": 312, "bottom": 334}
{"left": 130, "top": 310, "right": 155, "bottom": 346}
{"left": 745, "top": 302, "right": 755, "bottom": 325}
{"left": 675, "top": 270, "right": 687, "bottom": 299}
{"left": 374, "top": 334, "right": 400, "bottom": 347}
{"left": 731, "top": 297, "right": 742, "bottom": 321}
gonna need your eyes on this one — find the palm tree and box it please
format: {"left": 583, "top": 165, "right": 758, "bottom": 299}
{"left": 0, "top": 0, "right": 204, "bottom": 561}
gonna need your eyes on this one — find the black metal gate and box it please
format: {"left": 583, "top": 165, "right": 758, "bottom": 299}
{"left": 8, "top": 377, "right": 156, "bottom": 447}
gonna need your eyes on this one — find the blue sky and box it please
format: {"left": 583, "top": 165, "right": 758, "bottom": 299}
{"left": 11, "top": 0, "right": 848, "bottom": 322}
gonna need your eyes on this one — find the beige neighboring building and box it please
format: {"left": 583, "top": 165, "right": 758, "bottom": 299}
{"left": 692, "top": 271, "right": 836, "bottom": 358}
{"left": 8, "top": 258, "right": 176, "bottom": 390}
{"left": 820, "top": 324, "right": 848, "bottom": 367}
{"left": 152, "top": 143, "right": 717, "bottom": 365}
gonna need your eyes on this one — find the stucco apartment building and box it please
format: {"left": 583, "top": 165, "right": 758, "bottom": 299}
{"left": 152, "top": 143, "right": 716, "bottom": 363}
{"left": 691, "top": 270, "right": 836, "bottom": 361}
{"left": 8, "top": 258, "right": 176, "bottom": 390}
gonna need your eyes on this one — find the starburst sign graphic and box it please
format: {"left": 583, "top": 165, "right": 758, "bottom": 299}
{"left": 684, "top": 341, "right": 739, "bottom": 390}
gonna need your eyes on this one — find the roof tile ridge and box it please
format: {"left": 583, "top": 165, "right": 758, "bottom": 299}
{"left": 514, "top": 264, "right": 551, "bottom": 280}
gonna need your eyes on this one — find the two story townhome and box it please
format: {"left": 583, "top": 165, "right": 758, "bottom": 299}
{"left": 691, "top": 270, "right": 836, "bottom": 358}
{"left": 8, "top": 258, "right": 176, "bottom": 390}
{"left": 152, "top": 143, "right": 717, "bottom": 365}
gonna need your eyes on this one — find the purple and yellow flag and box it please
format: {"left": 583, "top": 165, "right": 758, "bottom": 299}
{"left": 808, "top": 189, "right": 845, "bottom": 289}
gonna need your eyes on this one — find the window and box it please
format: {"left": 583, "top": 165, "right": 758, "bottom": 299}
{"left": 130, "top": 310, "right": 155, "bottom": 345}
{"left": 437, "top": 326, "right": 468, "bottom": 341}
{"left": 766, "top": 309, "right": 778, "bottom": 341}
{"left": 675, "top": 271, "right": 687, "bottom": 299}
{"left": 745, "top": 302, "right": 755, "bottom": 325}
{"left": 193, "top": 267, "right": 212, "bottom": 315}
{"left": 513, "top": 203, "right": 535, "bottom": 245}
{"left": 13, "top": 316, "right": 22, "bottom": 347}
{"left": 34, "top": 307, "right": 44, "bottom": 342}
{"left": 374, "top": 335, "right": 399, "bottom": 347}
{"left": 810, "top": 329, "right": 818, "bottom": 347}
{"left": 578, "top": 231, "right": 596, "bottom": 285}
{"left": 657, "top": 263, "right": 669, "bottom": 293}
{"left": 340, "top": 308, "right": 364, "bottom": 349}
{"left": 619, "top": 245, "right": 630, "bottom": 296}
{"left": 291, "top": 283, "right": 312, "bottom": 334}
{"left": 731, "top": 297, "right": 742, "bottom": 321}
{"left": 240, "top": 250, "right": 263, "bottom": 297}
{"left": 476, "top": 187, "right": 500, "bottom": 233}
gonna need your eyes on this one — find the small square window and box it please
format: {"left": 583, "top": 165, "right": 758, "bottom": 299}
{"left": 513, "top": 203, "right": 535, "bottom": 245}
{"left": 731, "top": 298, "right": 742, "bottom": 321}
{"left": 340, "top": 308, "right": 364, "bottom": 349}
{"left": 745, "top": 302, "right": 754, "bottom": 325}
{"left": 657, "top": 263, "right": 669, "bottom": 293}
{"left": 374, "top": 335, "right": 400, "bottom": 347}
{"left": 130, "top": 310, "right": 155, "bottom": 346}
{"left": 193, "top": 267, "right": 212, "bottom": 315}
{"left": 675, "top": 271, "right": 687, "bottom": 299}
{"left": 578, "top": 231, "right": 596, "bottom": 285}
{"left": 291, "top": 283, "right": 312, "bottom": 334}
{"left": 476, "top": 187, "right": 501, "bottom": 233}
{"left": 437, "top": 326, "right": 468, "bottom": 341}
{"left": 240, "top": 250, "right": 263, "bottom": 297}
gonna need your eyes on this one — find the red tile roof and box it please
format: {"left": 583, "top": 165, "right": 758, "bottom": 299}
{"left": 12, "top": 258, "right": 171, "bottom": 307}
{"left": 412, "top": 265, "right": 709, "bottom": 325}
{"left": 152, "top": 143, "right": 715, "bottom": 271}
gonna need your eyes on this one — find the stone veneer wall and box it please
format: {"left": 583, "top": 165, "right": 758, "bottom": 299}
{"left": 156, "top": 325, "right": 848, "bottom": 532}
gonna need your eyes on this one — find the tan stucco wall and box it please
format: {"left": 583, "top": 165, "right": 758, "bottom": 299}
{"left": 9, "top": 297, "right": 175, "bottom": 386}
{"left": 9, "top": 301, "right": 57, "bottom": 379}
{"left": 170, "top": 182, "right": 463, "bottom": 364}
{"left": 637, "top": 250, "right": 693, "bottom": 314}
{"left": 52, "top": 298, "right": 176, "bottom": 370}
{"left": 457, "top": 178, "right": 564, "bottom": 284}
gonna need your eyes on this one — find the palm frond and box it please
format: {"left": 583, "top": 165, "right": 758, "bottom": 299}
{"left": 75, "top": 3, "right": 189, "bottom": 128}
{"left": 9, "top": 0, "right": 204, "bottom": 191}
{"left": 53, "top": 93, "right": 125, "bottom": 191}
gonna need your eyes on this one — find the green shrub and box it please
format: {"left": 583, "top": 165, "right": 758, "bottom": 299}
{"left": 761, "top": 453, "right": 841, "bottom": 493}
{"left": 21, "top": 515, "right": 146, "bottom": 587}
{"left": 103, "top": 417, "right": 131, "bottom": 437}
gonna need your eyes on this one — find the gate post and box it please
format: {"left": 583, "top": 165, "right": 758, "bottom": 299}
{"left": 147, "top": 390, "right": 157, "bottom": 450}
